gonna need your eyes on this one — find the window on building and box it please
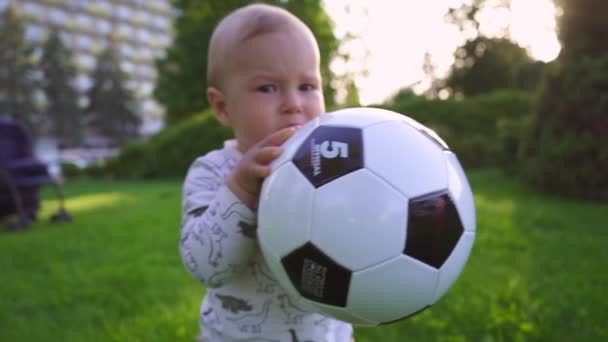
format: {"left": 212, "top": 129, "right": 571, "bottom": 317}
{"left": 89, "top": 39, "right": 107, "bottom": 54}
{"left": 121, "top": 61, "right": 135, "bottom": 73}
{"left": 63, "top": 0, "right": 83, "bottom": 10}
{"left": 118, "top": 24, "right": 133, "bottom": 38}
{"left": 50, "top": 8, "right": 68, "bottom": 24}
{"left": 141, "top": 99, "right": 159, "bottom": 113}
{"left": 23, "top": 2, "right": 44, "bottom": 17}
{"left": 124, "top": 80, "right": 136, "bottom": 91}
{"left": 153, "top": 16, "right": 170, "bottom": 31}
{"left": 139, "top": 82, "right": 154, "bottom": 95}
{"left": 116, "top": 5, "right": 132, "bottom": 20}
{"left": 25, "top": 25, "right": 46, "bottom": 42}
{"left": 75, "top": 35, "right": 92, "bottom": 50}
{"left": 96, "top": 19, "right": 112, "bottom": 34}
{"left": 74, "top": 74, "right": 93, "bottom": 91}
{"left": 140, "top": 66, "right": 157, "bottom": 79}
{"left": 138, "top": 47, "right": 154, "bottom": 58}
{"left": 76, "top": 14, "right": 93, "bottom": 30}
{"left": 120, "top": 44, "right": 134, "bottom": 58}
{"left": 59, "top": 31, "right": 72, "bottom": 44}
{"left": 137, "top": 29, "right": 152, "bottom": 43}
{"left": 75, "top": 54, "right": 96, "bottom": 70}
{"left": 137, "top": 10, "right": 151, "bottom": 25}
{"left": 95, "top": 1, "right": 112, "bottom": 16}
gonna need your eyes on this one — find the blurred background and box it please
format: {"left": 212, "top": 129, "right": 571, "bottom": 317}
{"left": 0, "top": 0, "right": 605, "bottom": 201}
{"left": 0, "top": 0, "right": 606, "bottom": 341}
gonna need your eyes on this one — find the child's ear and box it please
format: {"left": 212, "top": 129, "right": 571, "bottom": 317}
{"left": 207, "top": 87, "right": 230, "bottom": 126}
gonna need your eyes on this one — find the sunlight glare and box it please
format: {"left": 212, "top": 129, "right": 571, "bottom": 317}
{"left": 42, "top": 193, "right": 134, "bottom": 215}
{"left": 324, "top": 0, "right": 561, "bottom": 105}
{"left": 510, "top": 0, "right": 561, "bottom": 61}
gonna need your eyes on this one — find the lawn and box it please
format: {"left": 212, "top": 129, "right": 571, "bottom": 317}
{"left": 1, "top": 170, "right": 606, "bottom": 341}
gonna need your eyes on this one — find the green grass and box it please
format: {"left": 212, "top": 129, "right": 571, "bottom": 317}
{"left": 1, "top": 170, "right": 607, "bottom": 341}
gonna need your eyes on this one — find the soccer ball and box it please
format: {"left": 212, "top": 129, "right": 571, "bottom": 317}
{"left": 258, "top": 107, "right": 476, "bottom": 325}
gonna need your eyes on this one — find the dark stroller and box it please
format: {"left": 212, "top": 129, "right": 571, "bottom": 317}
{"left": 0, "top": 118, "right": 71, "bottom": 230}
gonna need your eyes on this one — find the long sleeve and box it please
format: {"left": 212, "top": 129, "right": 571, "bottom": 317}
{"left": 180, "top": 143, "right": 353, "bottom": 341}
{"left": 180, "top": 151, "right": 258, "bottom": 288}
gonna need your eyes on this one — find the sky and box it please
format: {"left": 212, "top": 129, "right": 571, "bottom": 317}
{"left": 323, "top": 0, "right": 561, "bottom": 105}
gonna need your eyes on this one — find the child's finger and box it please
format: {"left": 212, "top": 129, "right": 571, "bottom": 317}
{"left": 255, "top": 146, "right": 283, "bottom": 164}
{"left": 259, "top": 126, "right": 297, "bottom": 147}
{"left": 251, "top": 164, "right": 271, "bottom": 178}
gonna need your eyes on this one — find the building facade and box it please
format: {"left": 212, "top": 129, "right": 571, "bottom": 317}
{"left": 3, "top": 0, "right": 174, "bottom": 138}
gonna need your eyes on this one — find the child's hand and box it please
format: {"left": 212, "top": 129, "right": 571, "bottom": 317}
{"left": 227, "top": 127, "right": 297, "bottom": 210}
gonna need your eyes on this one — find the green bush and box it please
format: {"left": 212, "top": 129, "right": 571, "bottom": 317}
{"left": 83, "top": 162, "right": 107, "bottom": 179}
{"left": 519, "top": 56, "right": 608, "bottom": 202}
{"left": 60, "top": 162, "right": 82, "bottom": 180}
{"left": 101, "top": 111, "right": 232, "bottom": 179}
{"left": 496, "top": 114, "right": 533, "bottom": 175}
{"left": 381, "top": 90, "right": 534, "bottom": 168}
{"left": 97, "top": 92, "right": 535, "bottom": 180}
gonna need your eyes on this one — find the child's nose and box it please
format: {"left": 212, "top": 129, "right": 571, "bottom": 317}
{"left": 281, "top": 90, "right": 303, "bottom": 114}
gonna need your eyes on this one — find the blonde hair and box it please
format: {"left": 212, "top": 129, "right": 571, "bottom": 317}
{"left": 206, "top": 4, "right": 318, "bottom": 89}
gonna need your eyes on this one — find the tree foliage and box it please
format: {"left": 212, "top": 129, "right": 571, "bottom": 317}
{"left": 0, "top": 6, "right": 40, "bottom": 134}
{"left": 85, "top": 47, "right": 140, "bottom": 146}
{"left": 155, "top": 0, "right": 339, "bottom": 125}
{"left": 440, "top": 0, "right": 546, "bottom": 97}
{"left": 555, "top": 0, "right": 608, "bottom": 59}
{"left": 521, "top": 0, "right": 608, "bottom": 201}
{"left": 40, "top": 30, "right": 82, "bottom": 147}
{"left": 445, "top": 37, "right": 532, "bottom": 97}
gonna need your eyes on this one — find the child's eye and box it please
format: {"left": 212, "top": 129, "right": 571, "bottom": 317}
{"left": 257, "top": 84, "right": 277, "bottom": 93}
{"left": 299, "top": 84, "right": 316, "bottom": 92}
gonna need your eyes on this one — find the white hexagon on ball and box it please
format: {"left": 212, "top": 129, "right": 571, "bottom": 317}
{"left": 445, "top": 151, "right": 476, "bottom": 233}
{"left": 433, "top": 231, "right": 475, "bottom": 301}
{"left": 321, "top": 107, "right": 402, "bottom": 129}
{"left": 310, "top": 169, "right": 408, "bottom": 271}
{"left": 364, "top": 120, "right": 448, "bottom": 198}
{"left": 348, "top": 255, "right": 438, "bottom": 323}
{"left": 258, "top": 162, "right": 314, "bottom": 258}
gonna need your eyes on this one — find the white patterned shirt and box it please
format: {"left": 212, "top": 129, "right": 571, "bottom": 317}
{"left": 180, "top": 140, "right": 353, "bottom": 341}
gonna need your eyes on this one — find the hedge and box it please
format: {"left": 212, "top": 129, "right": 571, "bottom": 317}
{"left": 99, "top": 111, "right": 232, "bottom": 179}
{"left": 380, "top": 90, "right": 534, "bottom": 169}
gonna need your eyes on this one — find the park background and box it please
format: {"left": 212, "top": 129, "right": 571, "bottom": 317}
{"left": 1, "top": 0, "right": 606, "bottom": 341}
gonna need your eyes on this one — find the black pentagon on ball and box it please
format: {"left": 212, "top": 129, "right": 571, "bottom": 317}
{"left": 281, "top": 242, "right": 352, "bottom": 307}
{"left": 293, "top": 126, "right": 363, "bottom": 188}
{"left": 404, "top": 191, "right": 463, "bottom": 269}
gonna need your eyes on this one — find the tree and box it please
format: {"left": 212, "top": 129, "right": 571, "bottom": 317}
{"left": 85, "top": 47, "right": 140, "bottom": 146}
{"left": 444, "top": 0, "right": 514, "bottom": 37}
{"left": 342, "top": 80, "right": 360, "bottom": 107}
{"left": 40, "top": 30, "right": 82, "bottom": 147}
{"left": 155, "top": 0, "right": 340, "bottom": 125}
{"left": 520, "top": 0, "right": 608, "bottom": 201}
{"left": 444, "top": 0, "right": 485, "bottom": 39}
{"left": 0, "top": 6, "right": 40, "bottom": 134}
{"left": 444, "top": 36, "right": 532, "bottom": 97}
{"left": 555, "top": 0, "right": 608, "bottom": 59}
{"left": 441, "top": 0, "right": 544, "bottom": 97}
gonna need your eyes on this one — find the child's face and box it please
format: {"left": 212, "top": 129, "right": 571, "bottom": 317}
{"left": 213, "top": 29, "right": 324, "bottom": 152}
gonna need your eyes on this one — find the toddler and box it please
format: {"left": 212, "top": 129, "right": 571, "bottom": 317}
{"left": 180, "top": 4, "right": 354, "bottom": 341}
